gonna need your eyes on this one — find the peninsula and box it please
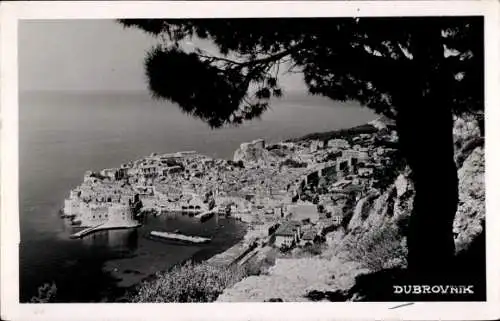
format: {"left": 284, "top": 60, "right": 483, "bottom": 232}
{"left": 62, "top": 116, "right": 398, "bottom": 246}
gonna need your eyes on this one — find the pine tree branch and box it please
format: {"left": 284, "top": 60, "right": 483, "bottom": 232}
{"left": 195, "top": 44, "right": 303, "bottom": 69}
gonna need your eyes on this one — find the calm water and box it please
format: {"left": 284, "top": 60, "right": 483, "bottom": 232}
{"left": 19, "top": 91, "right": 376, "bottom": 302}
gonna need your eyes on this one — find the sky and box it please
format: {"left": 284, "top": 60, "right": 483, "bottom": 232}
{"left": 18, "top": 20, "right": 307, "bottom": 93}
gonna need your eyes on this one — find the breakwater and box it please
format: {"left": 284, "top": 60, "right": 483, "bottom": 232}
{"left": 69, "top": 221, "right": 142, "bottom": 239}
{"left": 150, "top": 231, "right": 211, "bottom": 244}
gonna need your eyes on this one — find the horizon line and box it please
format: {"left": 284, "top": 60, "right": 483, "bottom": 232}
{"left": 19, "top": 88, "right": 311, "bottom": 95}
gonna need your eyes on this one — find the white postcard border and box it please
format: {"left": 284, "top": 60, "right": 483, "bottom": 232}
{"left": 1, "top": 1, "right": 499, "bottom": 320}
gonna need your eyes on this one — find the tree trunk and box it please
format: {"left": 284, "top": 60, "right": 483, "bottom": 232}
{"left": 396, "top": 96, "right": 458, "bottom": 283}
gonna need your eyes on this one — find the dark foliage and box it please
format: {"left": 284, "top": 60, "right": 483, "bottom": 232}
{"left": 265, "top": 298, "right": 283, "bottom": 302}
{"left": 305, "top": 289, "right": 349, "bottom": 302}
{"left": 305, "top": 290, "right": 325, "bottom": 301}
{"left": 119, "top": 17, "right": 482, "bottom": 128}
{"left": 324, "top": 290, "right": 350, "bottom": 302}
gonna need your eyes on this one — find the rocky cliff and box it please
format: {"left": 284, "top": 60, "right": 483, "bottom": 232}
{"left": 453, "top": 145, "right": 485, "bottom": 253}
{"left": 452, "top": 113, "right": 485, "bottom": 254}
{"left": 330, "top": 113, "right": 484, "bottom": 275}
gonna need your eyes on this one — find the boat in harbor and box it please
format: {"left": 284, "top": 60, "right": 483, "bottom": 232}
{"left": 149, "top": 231, "right": 211, "bottom": 244}
{"left": 194, "top": 211, "right": 215, "bottom": 222}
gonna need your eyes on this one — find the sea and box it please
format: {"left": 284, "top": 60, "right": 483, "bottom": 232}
{"left": 19, "top": 90, "right": 377, "bottom": 302}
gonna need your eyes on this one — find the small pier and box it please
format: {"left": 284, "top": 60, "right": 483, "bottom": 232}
{"left": 69, "top": 224, "right": 104, "bottom": 239}
{"left": 69, "top": 222, "right": 141, "bottom": 239}
{"left": 150, "top": 231, "right": 211, "bottom": 244}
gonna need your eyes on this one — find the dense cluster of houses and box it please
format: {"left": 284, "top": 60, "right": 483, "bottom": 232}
{"left": 271, "top": 204, "right": 343, "bottom": 250}
{"left": 62, "top": 151, "right": 214, "bottom": 226}
{"left": 259, "top": 126, "right": 399, "bottom": 250}
{"left": 62, "top": 121, "right": 397, "bottom": 241}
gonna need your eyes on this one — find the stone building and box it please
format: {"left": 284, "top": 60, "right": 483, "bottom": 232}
{"left": 76, "top": 202, "right": 137, "bottom": 228}
{"left": 327, "top": 139, "right": 350, "bottom": 150}
{"left": 274, "top": 221, "right": 301, "bottom": 248}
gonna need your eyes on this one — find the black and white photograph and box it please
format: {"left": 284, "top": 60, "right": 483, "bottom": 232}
{"left": 1, "top": 1, "right": 499, "bottom": 320}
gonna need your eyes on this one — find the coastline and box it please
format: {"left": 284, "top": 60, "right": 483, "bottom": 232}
{"left": 106, "top": 121, "right": 384, "bottom": 302}
{"left": 55, "top": 117, "right": 388, "bottom": 303}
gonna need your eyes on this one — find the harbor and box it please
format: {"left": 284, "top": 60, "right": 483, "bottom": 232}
{"left": 52, "top": 126, "right": 400, "bottom": 303}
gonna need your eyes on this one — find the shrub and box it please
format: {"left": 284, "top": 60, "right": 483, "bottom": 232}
{"left": 302, "top": 243, "right": 324, "bottom": 256}
{"left": 305, "top": 290, "right": 325, "bottom": 301}
{"left": 30, "top": 282, "right": 57, "bottom": 303}
{"left": 304, "top": 289, "right": 349, "bottom": 302}
{"left": 342, "top": 224, "right": 407, "bottom": 272}
{"left": 262, "top": 250, "right": 278, "bottom": 269}
{"left": 244, "top": 259, "right": 263, "bottom": 276}
{"left": 131, "top": 261, "right": 247, "bottom": 302}
{"left": 266, "top": 298, "right": 283, "bottom": 302}
{"left": 372, "top": 153, "right": 406, "bottom": 192}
